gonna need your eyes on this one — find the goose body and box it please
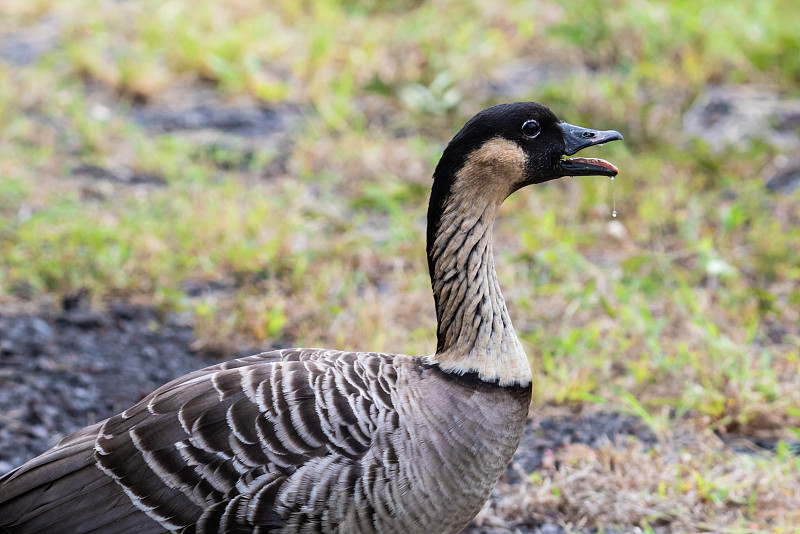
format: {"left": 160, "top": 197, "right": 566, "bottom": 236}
{"left": 0, "top": 102, "right": 622, "bottom": 533}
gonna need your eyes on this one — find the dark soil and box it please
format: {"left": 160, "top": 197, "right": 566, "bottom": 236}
{"left": 506, "top": 412, "right": 657, "bottom": 484}
{"left": 133, "top": 102, "right": 300, "bottom": 139}
{"left": 0, "top": 304, "right": 658, "bottom": 533}
{"left": 0, "top": 16, "right": 60, "bottom": 66}
{"left": 0, "top": 305, "right": 221, "bottom": 474}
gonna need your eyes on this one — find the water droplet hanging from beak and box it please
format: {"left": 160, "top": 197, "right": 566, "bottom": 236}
{"left": 611, "top": 176, "right": 617, "bottom": 218}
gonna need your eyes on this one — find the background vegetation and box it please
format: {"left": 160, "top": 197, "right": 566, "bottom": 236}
{"left": 1, "top": 0, "right": 799, "bottom": 531}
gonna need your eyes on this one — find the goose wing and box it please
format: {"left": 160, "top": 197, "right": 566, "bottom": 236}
{"left": 0, "top": 348, "right": 401, "bottom": 533}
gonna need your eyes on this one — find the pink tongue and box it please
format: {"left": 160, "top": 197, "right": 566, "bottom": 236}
{"left": 570, "top": 157, "right": 619, "bottom": 174}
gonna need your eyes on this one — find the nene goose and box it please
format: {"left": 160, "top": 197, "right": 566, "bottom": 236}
{"left": 0, "top": 102, "right": 622, "bottom": 534}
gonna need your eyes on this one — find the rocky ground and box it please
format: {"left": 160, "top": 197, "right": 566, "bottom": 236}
{"left": 0, "top": 304, "right": 659, "bottom": 534}
{"left": 0, "top": 304, "right": 218, "bottom": 474}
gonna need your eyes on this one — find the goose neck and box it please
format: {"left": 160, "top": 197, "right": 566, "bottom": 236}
{"left": 426, "top": 187, "right": 530, "bottom": 387}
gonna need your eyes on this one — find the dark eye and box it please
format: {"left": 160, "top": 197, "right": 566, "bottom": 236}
{"left": 521, "top": 119, "right": 541, "bottom": 138}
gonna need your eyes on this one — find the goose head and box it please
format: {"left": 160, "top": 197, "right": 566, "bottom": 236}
{"left": 428, "top": 102, "right": 624, "bottom": 252}
{"left": 434, "top": 101, "right": 622, "bottom": 194}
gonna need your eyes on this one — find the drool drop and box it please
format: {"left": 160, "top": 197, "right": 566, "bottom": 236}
{"left": 611, "top": 176, "right": 617, "bottom": 218}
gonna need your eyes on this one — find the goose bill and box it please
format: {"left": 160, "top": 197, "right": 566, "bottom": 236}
{"left": 557, "top": 121, "right": 623, "bottom": 177}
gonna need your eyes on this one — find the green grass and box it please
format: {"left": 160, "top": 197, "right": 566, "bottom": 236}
{"left": 1, "top": 0, "right": 799, "bottom": 530}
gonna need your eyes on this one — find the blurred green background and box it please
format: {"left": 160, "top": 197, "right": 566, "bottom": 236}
{"left": 1, "top": 0, "right": 799, "bottom": 530}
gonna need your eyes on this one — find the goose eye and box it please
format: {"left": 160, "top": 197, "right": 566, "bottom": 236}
{"left": 521, "top": 120, "right": 541, "bottom": 138}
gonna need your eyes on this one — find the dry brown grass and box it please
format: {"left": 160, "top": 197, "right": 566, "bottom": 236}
{"left": 476, "top": 427, "right": 800, "bottom": 533}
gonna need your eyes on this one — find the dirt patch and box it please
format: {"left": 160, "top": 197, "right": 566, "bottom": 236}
{"left": 507, "top": 412, "right": 658, "bottom": 484}
{"left": 0, "top": 305, "right": 225, "bottom": 473}
{"left": 129, "top": 87, "right": 302, "bottom": 175}
{"left": 0, "top": 15, "right": 61, "bottom": 66}
{"left": 71, "top": 163, "right": 168, "bottom": 186}
{"left": 133, "top": 102, "right": 299, "bottom": 139}
{"left": 683, "top": 85, "right": 800, "bottom": 151}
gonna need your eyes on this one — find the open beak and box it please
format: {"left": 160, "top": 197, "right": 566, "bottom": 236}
{"left": 557, "top": 122, "right": 623, "bottom": 177}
